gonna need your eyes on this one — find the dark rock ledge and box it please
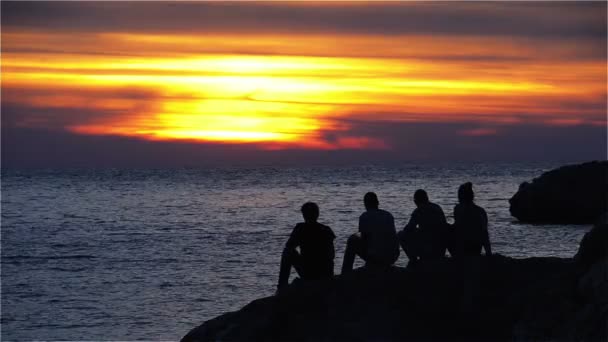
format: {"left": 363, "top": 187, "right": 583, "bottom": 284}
{"left": 182, "top": 222, "right": 608, "bottom": 342}
{"left": 509, "top": 160, "right": 608, "bottom": 224}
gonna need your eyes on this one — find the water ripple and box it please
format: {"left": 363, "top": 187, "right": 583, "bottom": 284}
{"left": 1, "top": 163, "right": 590, "bottom": 340}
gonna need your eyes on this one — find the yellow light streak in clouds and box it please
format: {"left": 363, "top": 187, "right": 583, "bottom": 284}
{"left": 2, "top": 32, "right": 606, "bottom": 148}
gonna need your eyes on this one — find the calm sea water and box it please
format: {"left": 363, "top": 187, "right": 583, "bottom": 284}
{"left": 1, "top": 163, "right": 592, "bottom": 340}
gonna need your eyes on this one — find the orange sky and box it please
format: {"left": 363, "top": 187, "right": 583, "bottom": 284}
{"left": 2, "top": 2, "right": 606, "bottom": 152}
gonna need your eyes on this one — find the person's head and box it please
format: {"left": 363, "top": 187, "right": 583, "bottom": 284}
{"left": 364, "top": 192, "right": 379, "bottom": 210}
{"left": 458, "top": 182, "right": 474, "bottom": 203}
{"left": 301, "top": 202, "right": 319, "bottom": 223}
{"left": 414, "top": 189, "right": 429, "bottom": 207}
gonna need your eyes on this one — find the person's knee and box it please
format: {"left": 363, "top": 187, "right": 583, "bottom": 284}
{"left": 282, "top": 248, "right": 299, "bottom": 260}
{"left": 347, "top": 233, "right": 361, "bottom": 246}
{"left": 397, "top": 230, "right": 407, "bottom": 244}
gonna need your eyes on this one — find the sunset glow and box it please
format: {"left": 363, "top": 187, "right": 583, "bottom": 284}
{"left": 2, "top": 2, "right": 606, "bottom": 152}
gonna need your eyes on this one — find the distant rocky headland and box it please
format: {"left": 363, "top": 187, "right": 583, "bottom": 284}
{"left": 182, "top": 161, "right": 608, "bottom": 341}
{"left": 509, "top": 160, "right": 607, "bottom": 224}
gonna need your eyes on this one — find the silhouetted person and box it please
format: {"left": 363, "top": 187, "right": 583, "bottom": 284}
{"left": 277, "top": 202, "right": 335, "bottom": 292}
{"left": 341, "top": 192, "right": 400, "bottom": 273}
{"left": 398, "top": 189, "right": 448, "bottom": 263}
{"left": 449, "top": 182, "right": 492, "bottom": 257}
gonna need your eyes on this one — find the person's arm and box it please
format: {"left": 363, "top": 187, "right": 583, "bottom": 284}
{"left": 358, "top": 214, "right": 369, "bottom": 242}
{"left": 328, "top": 229, "right": 336, "bottom": 275}
{"left": 453, "top": 205, "right": 460, "bottom": 227}
{"left": 403, "top": 209, "right": 418, "bottom": 232}
{"left": 278, "top": 225, "right": 301, "bottom": 290}
{"left": 389, "top": 212, "right": 396, "bottom": 231}
{"left": 481, "top": 209, "right": 492, "bottom": 256}
{"left": 284, "top": 225, "right": 300, "bottom": 252}
{"left": 439, "top": 206, "right": 447, "bottom": 224}
{"left": 330, "top": 228, "right": 336, "bottom": 260}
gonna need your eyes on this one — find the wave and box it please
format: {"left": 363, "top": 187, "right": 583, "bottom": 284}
{"left": 2, "top": 255, "right": 97, "bottom": 261}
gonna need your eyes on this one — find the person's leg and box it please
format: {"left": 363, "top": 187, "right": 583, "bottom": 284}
{"left": 435, "top": 228, "right": 448, "bottom": 259}
{"left": 290, "top": 250, "right": 305, "bottom": 276}
{"left": 429, "top": 238, "right": 447, "bottom": 260}
{"left": 447, "top": 229, "right": 459, "bottom": 258}
{"left": 341, "top": 233, "right": 365, "bottom": 274}
{"left": 278, "top": 248, "right": 304, "bottom": 289}
{"left": 437, "top": 244, "right": 448, "bottom": 259}
{"left": 463, "top": 244, "right": 482, "bottom": 257}
{"left": 398, "top": 229, "right": 418, "bottom": 263}
{"left": 459, "top": 255, "right": 482, "bottom": 315}
{"left": 388, "top": 242, "right": 400, "bottom": 266}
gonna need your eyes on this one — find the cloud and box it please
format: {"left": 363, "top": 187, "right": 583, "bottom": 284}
{"left": 4, "top": 119, "right": 605, "bottom": 168}
{"left": 1, "top": 87, "right": 161, "bottom": 130}
{"left": 458, "top": 128, "right": 498, "bottom": 137}
{"left": 2, "top": 2, "right": 605, "bottom": 40}
{"left": 2, "top": 1, "right": 605, "bottom": 168}
{"left": 337, "top": 119, "right": 607, "bottom": 162}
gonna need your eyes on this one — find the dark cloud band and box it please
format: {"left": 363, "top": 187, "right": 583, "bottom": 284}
{"left": 2, "top": 2, "right": 606, "bottom": 40}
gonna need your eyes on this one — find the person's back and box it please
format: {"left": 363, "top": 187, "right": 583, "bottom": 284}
{"left": 341, "top": 192, "right": 400, "bottom": 273}
{"left": 411, "top": 201, "right": 447, "bottom": 234}
{"left": 451, "top": 182, "right": 492, "bottom": 257}
{"left": 290, "top": 221, "right": 335, "bottom": 278}
{"left": 400, "top": 189, "right": 448, "bottom": 261}
{"left": 454, "top": 202, "right": 488, "bottom": 255}
{"left": 359, "top": 208, "right": 400, "bottom": 265}
{"left": 278, "top": 202, "right": 335, "bottom": 291}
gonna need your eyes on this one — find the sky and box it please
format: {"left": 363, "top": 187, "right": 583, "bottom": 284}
{"left": 2, "top": 1, "right": 607, "bottom": 167}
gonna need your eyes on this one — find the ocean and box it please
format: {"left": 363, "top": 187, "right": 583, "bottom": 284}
{"left": 1, "top": 163, "right": 593, "bottom": 340}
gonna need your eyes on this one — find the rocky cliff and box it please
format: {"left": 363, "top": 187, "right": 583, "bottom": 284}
{"left": 509, "top": 160, "right": 607, "bottom": 224}
{"left": 182, "top": 223, "right": 607, "bottom": 342}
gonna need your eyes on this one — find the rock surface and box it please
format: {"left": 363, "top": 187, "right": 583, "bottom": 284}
{"left": 513, "top": 221, "right": 608, "bottom": 341}
{"left": 182, "top": 222, "right": 608, "bottom": 342}
{"left": 508, "top": 160, "right": 608, "bottom": 224}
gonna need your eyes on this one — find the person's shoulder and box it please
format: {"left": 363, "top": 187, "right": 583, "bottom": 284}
{"left": 471, "top": 202, "right": 484, "bottom": 210}
{"left": 433, "top": 201, "right": 442, "bottom": 208}
{"left": 317, "top": 222, "right": 329, "bottom": 228}
{"left": 287, "top": 223, "right": 305, "bottom": 242}
{"left": 293, "top": 222, "right": 307, "bottom": 233}
{"left": 474, "top": 204, "right": 487, "bottom": 215}
{"left": 359, "top": 211, "right": 372, "bottom": 231}
{"left": 379, "top": 208, "right": 394, "bottom": 219}
{"left": 317, "top": 222, "right": 336, "bottom": 238}
{"left": 429, "top": 202, "right": 443, "bottom": 211}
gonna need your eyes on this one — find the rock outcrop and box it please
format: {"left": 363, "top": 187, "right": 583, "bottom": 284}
{"left": 512, "top": 221, "right": 608, "bottom": 341}
{"left": 508, "top": 160, "right": 608, "bottom": 224}
{"left": 182, "top": 222, "right": 608, "bottom": 342}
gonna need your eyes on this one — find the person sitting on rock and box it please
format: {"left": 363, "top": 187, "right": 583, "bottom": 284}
{"left": 341, "top": 192, "right": 400, "bottom": 273}
{"left": 398, "top": 189, "right": 448, "bottom": 263}
{"left": 277, "top": 202, "right": 336, "bottom": 292}
{"left": 449, "top": 182, "right": 492, "bottom": 257}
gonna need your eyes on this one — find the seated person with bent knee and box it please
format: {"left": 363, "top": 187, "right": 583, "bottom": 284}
{"left": 398, "top": 189, "right": 448, "bottom": 263}
{"left": 341, "top": 192, "right": 400, "bottom": 273}
{"left": 450, "top": 182, "right": 492, "bottom": 257}
{"left": 277, "top": 202, "right": 335, "bottom": 292}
